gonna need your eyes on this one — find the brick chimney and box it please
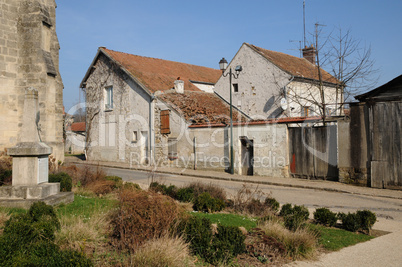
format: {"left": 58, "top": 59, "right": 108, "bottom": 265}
{"left": 302, "top": 45, "right": 316, "bottom": 64}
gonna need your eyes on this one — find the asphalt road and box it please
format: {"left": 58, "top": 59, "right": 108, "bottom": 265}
{"left": 104, "top": 166, "right": 402, "bottom": 222}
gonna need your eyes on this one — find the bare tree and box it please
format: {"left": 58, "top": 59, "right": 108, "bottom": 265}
{"left": 284, "top": 24, "right": 378, "bottom": 124}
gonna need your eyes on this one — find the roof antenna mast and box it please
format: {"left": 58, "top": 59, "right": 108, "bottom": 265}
{"left": 303, "top": 0, "right": 306, "bottom": 47}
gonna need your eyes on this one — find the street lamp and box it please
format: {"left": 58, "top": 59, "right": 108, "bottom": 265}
{"left": 219, "top": 57, "right": 242, "bottom": 175}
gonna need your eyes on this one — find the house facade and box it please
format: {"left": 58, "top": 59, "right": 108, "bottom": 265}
{"left": 214, "top": 43, "right": 341, "bottom": 120}
{"left": 0, "top": 0, "right": 64, "bottom": 161}
{"left": 81, "top": 47, "right": 292, "bottom": 176}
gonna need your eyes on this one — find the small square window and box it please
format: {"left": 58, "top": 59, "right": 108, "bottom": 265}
{"left": 233, "top": 83, "right": 239, "bottom": 93}
{"left": 104, "top": 86, "right": 113, "bottom": 110}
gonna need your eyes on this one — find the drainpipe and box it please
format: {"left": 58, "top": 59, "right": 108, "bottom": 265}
{"left": 149, "top": 94, "right": 155, "bottom": 166}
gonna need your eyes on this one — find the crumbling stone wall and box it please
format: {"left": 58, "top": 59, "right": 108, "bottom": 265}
{"left": 0, "top": 0, "right": 64, "bottom": 161}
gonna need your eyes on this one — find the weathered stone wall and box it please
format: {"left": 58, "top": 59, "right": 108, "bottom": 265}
{"left": 214, "top": 43, "right": 290, "bottom": 120}
{"left": 338, "top": 103, "right": 369, "bottom": 185}
{"left": 0, "top": 0, "right": 64, "bottom": 161}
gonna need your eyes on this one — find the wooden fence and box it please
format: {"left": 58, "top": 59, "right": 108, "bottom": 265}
{"left": 289, "top": 126, "right": 338, "bottom": 180}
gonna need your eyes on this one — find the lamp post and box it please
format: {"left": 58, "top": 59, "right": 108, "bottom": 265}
{"left": 219, "top": 57, "right": 242, "bottom": 175}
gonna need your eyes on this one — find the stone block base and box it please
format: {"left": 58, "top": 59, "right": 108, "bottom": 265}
{"left": 0, "top": 183, "right": 74, "bottom": 209}
{"left": 0, "top": 192, "right": 74, "bottom": 209}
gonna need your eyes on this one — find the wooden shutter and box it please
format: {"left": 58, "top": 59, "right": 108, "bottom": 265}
{"left": 160, "top": 110, "right": 170, "bottom": 134}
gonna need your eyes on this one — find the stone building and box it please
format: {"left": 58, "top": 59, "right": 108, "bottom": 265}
{"left": 0, "top": 0, "right": 64, "bottom": 161}
{"left": 214, "top": 43, "right": 341, "bottom": 120}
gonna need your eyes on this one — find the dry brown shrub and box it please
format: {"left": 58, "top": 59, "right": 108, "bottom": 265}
{"left": 129, "top": 235, "right": 195, "bottom": 267}
{"left": 228, "top": 183, "right": 276, "bottom": 217}
{"left": 110, "top": 189, "right": 182, "bottom": 252}
{"left": 188, "top": 182, "right": 226, "bottom": 201}
{"left": 87, "top": 180, "right": 116, "bottom": 196}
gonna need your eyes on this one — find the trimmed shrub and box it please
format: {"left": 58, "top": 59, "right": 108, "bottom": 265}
{"left": 178, "top": 216, "right": 213, "bottom": 258}
{"left": 110, "top": 190, "right": 181, "bottom": 252}
{"left": 149, "top": 182, "right": 178, "bottom": 199}
{"left": 280, "top": 204, "right": 310, "bottom": 231}
{"left": 314, "top": 208, "right": 337, "bottom": 227}
{"left": 210, "top": 224, "right": 246, "bottom": 263}
{"left": 341, "top": 213, "right": 360, "bottom": 232}
{"left": 49, "top": 172, "right": 72, "bottom": 192}
{"left": 193, "top": 192, "right": 225, "bottom": 213}
{"left": 0, "top": 202, "right": 92, "bottom": 266}
{"left": 264, "top": 197, "right": 280, "bottom": 212}
{"left": 176, "top": 187, "right": 194, "bottom": 203}
{"left": 177, "top": 216, "right": 245, "bottom": 265}
{"left": 356, "top": 210, "right": 376, "bottom": 232}
{"left": 279, "top": 203, "right": 293, "bottom": 217}
{"left": 338, "top": 210, "right": 376, "bottom": 233}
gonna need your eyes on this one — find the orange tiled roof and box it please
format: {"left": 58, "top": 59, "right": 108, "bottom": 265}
{"left": 102, "top": 48, "right": 221, "bottom": 93}
{"left": 247, "top": 44, "right": 338, "bottom": 84}
{"left": 71, "top": 122, "right": 85, "bottom": 132}
{"left": 158, "top": 91, "right": 246, "bottom": 125}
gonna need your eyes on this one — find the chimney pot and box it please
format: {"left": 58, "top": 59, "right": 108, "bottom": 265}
{"left": 302, "top": 45, "right": 316, "bottom": 64}
{"left": 174, "top": 80, "right": 184, "bottom": 94}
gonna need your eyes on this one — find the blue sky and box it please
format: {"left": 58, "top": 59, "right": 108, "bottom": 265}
{"left": 57, "top": 0, "right": 402, "bottom": 111}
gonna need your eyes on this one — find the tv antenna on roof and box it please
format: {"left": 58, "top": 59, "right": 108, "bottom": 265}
{"left": 303, "top": 0, "right": 306, "bottom": 47}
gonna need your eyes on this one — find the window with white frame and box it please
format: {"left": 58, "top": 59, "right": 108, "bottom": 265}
{"left": 104, "top": 86, "right": 113, "bottom": 110}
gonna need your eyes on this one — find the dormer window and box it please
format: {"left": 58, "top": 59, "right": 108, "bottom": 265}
{"left": 105, "top": 86, "right": 113, "bottom": 110}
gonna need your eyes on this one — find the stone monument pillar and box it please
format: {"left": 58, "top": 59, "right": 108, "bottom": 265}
{"left": 0, "top": 88, "right": 73, "bottom": 208}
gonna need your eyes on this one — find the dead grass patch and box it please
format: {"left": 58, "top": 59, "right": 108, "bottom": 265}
{"left": 129, "top": 235, "right": 195, "bottom": 267}
{"left": 258, "top": 219, "right": 319, "bottom": 261}
{"left": 55, "top": 210, "right": 111, "bottom": 255}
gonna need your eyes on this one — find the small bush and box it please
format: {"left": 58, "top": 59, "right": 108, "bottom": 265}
{"left": 314, "top": 208, "right": 337, "bottom": 227}
{"left": 110, "top": 190, "right": 182, "bottom": 252}
{"left": 338, "top": 210, "right": 376, "bottom": 233}
{"left": 105, "top": 175, "right": 124, "bottom": 188}
{"left": 193, "top": 192, "right": 225, "bottom": 213}
{"left": 356, "top": 210, "right": 376, "bottom": 232}
{"left": 264, "top": 197, "right": 280, "bottom": 212}
{"left": 122, "top": 182, "right": 141, "bottom": 191}
{"left": 279, "top": 203, "right": 293, "bottom": 217}
{"left": 176, "top": 187, "right": 194, "bottom": 203}
{"left": 177, "top": 216, "right": 245, "bottom": 265}
{"left": 188, "top": 182, "right": 226, "bottom": 202}
{"left": 149, "top": 182, "right": 178, "bottom": 199}
{"left": 0, "top": 202, "right": 92, "bottom": 266}
{"left": 87, "top": 179, "right": 116, "bottom": 195}
{"left": 49, "top": 172, "right": 72, "bottom": 192}
{"left": 177, "top": 216, "right": 213, "bottom": 258}
{"left": 339, "top": 213, "right": 360, "bottom": 232}
{"left": 210, "top": 224, "right": 246, "bottom": 263}
{"left": 280, "top": 204, "right": 310, "bottom": 231}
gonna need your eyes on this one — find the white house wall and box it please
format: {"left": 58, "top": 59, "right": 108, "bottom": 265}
{"left": 286, "top": 81, "right": 340, "bottom": 117}
{"left": 214, "top": 44, "right": 292, "bottom": 120}
{"left": 85, "top": 55, "right": 152, "bottom": 164}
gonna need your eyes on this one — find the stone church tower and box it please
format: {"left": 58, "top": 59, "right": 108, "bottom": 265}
{"left": 0, "top": 0, "right": 64, "bottom": 161}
